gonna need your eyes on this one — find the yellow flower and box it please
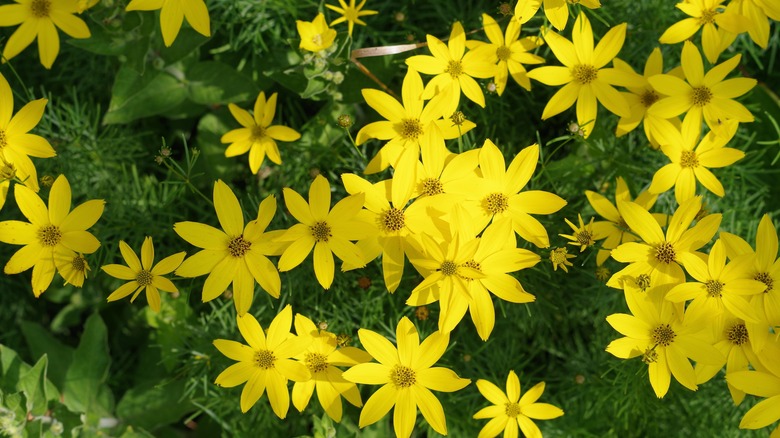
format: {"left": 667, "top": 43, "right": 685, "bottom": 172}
{"left": 466, "top": 14, "right": 545, "bottom": 95}
{"left": 174, "top": 183, "right": 283, "bottom": 315}
{"left": 0, "top": 174, "right": 104, "bottom": 296}
{"left": 125, "top": 0, "right": 211, "bottom": 47}
{"left": 297, "top": 13, "right": 337, "bottom": 53}
{"left": 102, "top": 237, "right": 185, "bottom": 312}
{"left": 276, "top": 175, "right": 373, "bottom": 289}
{"left": 291, "top": 314, "right": 372, "bottom": 422}
{"left": 727, "top": 368, "right": 780, "bottom": 435}
{"left": 0, "top": 0, "right": 91, "bottom": 68}
{"left": 473, "top": 371, "right": 564, "bottom": 438}
{"left": 54, "top": 250, "right": 89, "bottom": 287}
{"left": 606, "top": 289, "right": 724, "bottom": 398}
{"left": 549, "top": 247, "right": 575, "bottom": 273}
{"left": 406, "top": 22, "right": 497, "bottom": 116}
{"left": 0, "top": 72, "right": 55, "bottom": 193}
{"left": 213, "top": 305, "right": 311, "bottom": 416}
{"left": 342, "top": 317, "right": 471, "bottom": 438}
{"left": 527, "top": 12, "right": 641, "bottom": 138}
{"left": 221, "top": 92, "right": 301, "bottom": 174}
{"left": 733, "top": 0, "right": 780, "bottom": 48}
{"left": 76, "top": 0, "right": 98, "bottom": 13}
{"left": 325, "top": 0, "right": 377, "bottom": 36}
{"left": 647, "top": 41, "right": 756, "bottom": 137}
{"left": 559, "top": 214, "right": 595, "bottom": 252}
{"left": 659, "top": 0, "right": 748, "bottom": 63}
{"left": 649, "top": 117, "right": 745, "bottom": 204}
{"left": 515, "top": 0, "right": 601, "bottom": 31}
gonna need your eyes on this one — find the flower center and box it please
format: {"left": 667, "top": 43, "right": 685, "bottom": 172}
{"left": 228, "top": 235, "right": 251, "bottom": 257}
{"left": 705, "top": 279, "right": 724, "bottom": 298}
{"left": 399, "top": 118, "right": 423, "bottom": 141}
{"left": 450, "top": 111, "right": 467, "bottom": 126}
{"left": 726, "top": 322, "right": 749, "bottom": 345}
{"left": 572, "top": 64, "right": 598, "bottom": 85}
{"left": 304, "top": 352, "right": 329, "bottom": 374}
{"left": 419, "top": 177, "right": 444, "bottom": 196}
{"left": 71, "top": 254, "right": 88, "bottom": 273}
{"left": 250, "top": 125, "right": 266, "bottom": 142}
{"left": 378, "top": 207, "right": 405, "bottom": 233}
{"left": 640, "top": 90, "right": 660, "bottom": 108}
{"left": 312, "top": 34, "right": 323, "bottom": 47}
{"left": 482, "top": 192, "right": 509, "bottom": 215}
{"left": 680, "top": 150, "right": 699, "bottom": 168}
{"left": 440, "top": 260, "right": 458, "bottom": 276}
{"left": 310, "top": 221, "right": 332, "bottom": 242}
{"left": 698, "top": 9, "right": 717, "bottom": 25}
{"left": 754, "top": 272, "right": 773, "bottom": 292}
{"left": 550, "top": 247, "right": 570, "bottom": 264}
{"left": 575, "top": 229, "right": 594, "bottom": 247}
{"left": 30, "top": 0, "right": 51, "bottom": 17}
{"left": 445, "top": 60, "right": 464, "bottom": 78}
{"left": 505, "top": 402, "right": 521, "bottom": 417}
{"left": 635, "top": 274, "right": 651, "bottom": 292}
{"left": 254, "top": 350, "right": 276, "bottom": 369}
{"left": 654, "top": 242, "right": 676, "bottom": 264}
{"left": 38, "top": 225, "right": 62, "bottom": 247}
{"left": 136, "top": 269, "right": 153, "bottom": 287}
{"left": 496, "top": 45, "right": 511, "bottom": 61}
{"left": 691, "top": 86, "right": 713, "bottom": 107}
{"left": 651, "top": 324, "right": 676, "bottom": 346}
{"left": 389, "top": 364, "right": 416, "bottom": 388}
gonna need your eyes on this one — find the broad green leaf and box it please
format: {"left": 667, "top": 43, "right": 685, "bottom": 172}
{"left": 186, "top": 61, "right": 257, "bottom": 105}
{"left": 63, "top": 314, "right": 113, "bottom": 416}
{"left": 0, "top": 345, "right": 25, "bottom": 393}
{"left": 18, "top": 355, "right": 49, "bottom": 415}
{"left": 104, "top": 67, "right": 188, "bottom": 124}
{"left": 116, "top": 380, "right": 194, "bottom": 430}
{"left": 21, "top": 321, "right": 74, "bottom": 390}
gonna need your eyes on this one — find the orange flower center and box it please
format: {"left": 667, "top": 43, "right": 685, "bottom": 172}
{"left": 572, "top": 64, "right": 598, "bottom": 85}
{"left": 38, "top": 225, "right": 62, "bottom": 247}
{"left": 496, "top": 45, "right": 512, "bottom": 61}
{"left": 505, "top": 402, "right": 521, "bottom": 417}
{"left": 254, "top": 350, "right": 276, "bottom": 369}
{"left": 651, "top": 324, "right": 676, "bottom": 346}
{"left": 482, "top": 192, "right": 509, "bottom": 215}
{"left": 640, "top": 89, "right": 660, "bottom": 108}
{"left": 705, "top": 279, "right": 724, "bottom": 297}
{"left": 228, "top": 235, "right": 251, "bottom": 257}
{"left": 136, "top": 269, "right": 153, "bottom": 287}
{"left": 390, "top": 364, "right": 416, "bottom": 388}
{"left": 445, "top": 60, "right": 464, "bottom": 78}
{"left": 310, "top": 221, "right": 332, "bottom": 242}
{"left": 691, "top": 86, "right": 713, "bottom": 106}
{"left": 378, "top": 207, "right": 405, "bottom": 233}
{"left": 419, "top": 177, "right": 444, "bottom": 196}
{"left": 304, "top": 352, "right": 329, "bottom": 374}
{"left": 399, "top": 118, "right": 423, "bottom": 141}
{"left": 30, "top": 0, "right": 51, "bottom": 18}
{"left": 654, "top": 242, "right": 676, "bottom": 264}
{"left": 727, "top": 322, "right": 749, "bottom": 345}
{"left": 680, "top": 150, "right": 699, "bottom": 168}
{"left": 755, "top": 272, "right": 773, "bottom": 292}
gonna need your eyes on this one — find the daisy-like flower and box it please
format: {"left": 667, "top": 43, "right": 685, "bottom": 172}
{"left": 213, "top": 305, "right": 311, "bottom": 416}
{"left": 527, "top": 12, "right": 641, "bottom": 138}
{"left": 0, "top": 0, "right": 91, "bottom": 68}
{"left": 559, "top": 214, "right": 595, "bottom": 252}
{"left": 174, "top": 183, "right": 283, "bottom": 315}
{"left": 0, "top": 72, "right": 55, "bottom": 194}
{"left": 276, "top": 175, "right": 373, "bottom": 289}
{"left": 550, "top": 247, "right": 575, "bottom": 273}
{"left": 447, "top": 140, "right": 567, "bottom": 248}
{"left": 325, "top": 0, "right": 377, "bottom": 36}
{"left": 406, "top": 22, "right": 496, "bottom": 116}
{"left": 297, "top": 13, "right": 337, "bottom": 53}
{"left": 606, "top": 288, "right": 724, "bottom": 398}
{"left": 659, "top": 0, "right": 748, "bottom": 63}
{"left": 586, "top": 177, "right": 666, "bottom": 266}
{"left": 54, "top": 250, "right": 89, "bottom": 287}
{"left": 515, "top": 0, "right": 601, "bottom": 31}
{"left": 727, "top": 368, "right": 780, "bottom": 436}
{"left": 221, "top": 91, "right": 301, "bottom": 174}
{"left": 342, "top": 317, "right": 471, "bottom": 438}
{"left": 291, "top": 314, "right": 372, "bottom": 422}
{"left": 647, "top": 41, "right": 756, "bottom": 137}
{"left": 734, "top": 0, "right": 780, "bottom": 48}
{"left": 649, "top": 117, "right": 745, "bottom": 204}
{"left": 466, "top": 14, "right": 545, "bottom": 95}
{"left": 102, "top": 237, "right": 186, "bottom": 312}
{"left": 473, "top": 371, "right": 563, "bottom": 438}
{"left": 0, "top": 174, "right": 104, "bottom": 296}
{"left": 125, "top": 0, "right": 210, "bottom": 47}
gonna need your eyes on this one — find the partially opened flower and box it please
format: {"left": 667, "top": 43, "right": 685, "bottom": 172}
{"left": 103, "top": 237, "right": 186, "bottom": 312}
{"left": 559, "top": 214, "right": 595, "bottom": 252}
{"left": 297, "top": 13, "right": 337, "bottom": 52}
{"left": 325, "top": 0, "right": 377, "bottom": 36}
{"left": 126, "top": 0, "right": 211, "bottom": 47}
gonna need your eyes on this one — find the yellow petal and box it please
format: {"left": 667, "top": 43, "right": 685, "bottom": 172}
{"left": 413, "top": 385, "right": 447, "bottom": 435}
{"left": 358, "top": 384, "right": 397, "bottom": 427}
{"left": 182, "top": 0, "right": 211, "bottom": 37}
{"left": 159, "top": 0, "right": 184, "bottom": 46}
{"left": 174, "top": 221, "right": 228, "bottom": 250}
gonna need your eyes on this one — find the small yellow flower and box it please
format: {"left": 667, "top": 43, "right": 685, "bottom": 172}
{"left": 297, "top": 13, "right": 337, "bottom": 53}
{"left": 221, "top": 91, "right": 301, "bottom": 174}
{"left": 125, "top": 0, "right": 211, "bottom": 47}
{"left": 559, "top": 214, "right": 595, "bottom": 252}
{"left": 54, "top": 250, "right": 89, "bottom": 287}
{"left": 515, "top": 0, "right": 601, "bottom": 31}
{"left": 734, "top": 0, "right": 780, "bottom": 48}
{"left": 102, "top": 237, "right": 185, "bottom": 312}
{"left": 549, "top": 247, "right": 575, "bottom": 273}
{"left": 0, "top": 0, "right": 91, "bottom": 68}
{"left": 659, "top": 0, "right": 748, "bottom": 63}
{"left": 473, "top": 371, "right": 564, "bottom": 438}
{"left": 325, "top": 0, "right": 377, "bottom": 36}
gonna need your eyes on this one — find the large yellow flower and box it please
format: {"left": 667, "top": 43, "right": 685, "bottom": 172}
{"left": 515, "top": 0, "right": 601, "bottom": 31}
{"left": 102, "top": 237, "right": 185, "bottom": 313}
{"left": 342, "top": 317, "right": 471, "bottom": 438}
{"left": 0, "top": 0, "right": 91, "bottom": 68}
{"left": 527, "top": 13, "right": 640, "bottom": 138}
{"left": 727, "top": 368, "right": 780, "bottom": 436}
{"left": 297, "top": 13, "right": 337, "bottom": 53}
{"left": 734, "top": 0, "right": 780, "bottom": 48}
{"left": 647, "top": 41, "right": 756, "bottom": 137}
{"left": 125, "top": 0, "right": 211, "bottom": 47}
{"left": 325, "top": 0, "right": 377, "bottom": 36}
{"left": 213, "top": 305, "right": 311, "bottom": 416}
{"left": 221, "top": 91, "right": 301, "bottom": 174}
{"left": 406, "top": 22, "right": 496, "bottom": 116}
{"left": 0, "top": 174, "right": 104, "bottom": 296}
{"left": 659, "top": 0, "right": 748, "bottom": 63}
{"left": 473, "top": 371, "right": 563, "bottom": 438}
{"left": 174, "top": 183, "right": 283, "bottom": 315}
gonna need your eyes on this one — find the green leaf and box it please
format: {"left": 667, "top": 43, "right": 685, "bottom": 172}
{"left": 0, "top": 345, "right": 25, "bottom": 393}
{"left": 18, "top": 355, "right": 49, "bottom": 415}
{"left": 186, "top": 61, "right": 258, "bottom": 105}
{"left": 21, "top": 321, "right": 74, "bottom": 390}
{"left": 116, "top": 380, "right": 194, "bottom": 430}
{"left": 103, "top": 67, "right": 188, "bottom": 124}
{"left": 62, "top": 314, "right": 113, "bottom": 416}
